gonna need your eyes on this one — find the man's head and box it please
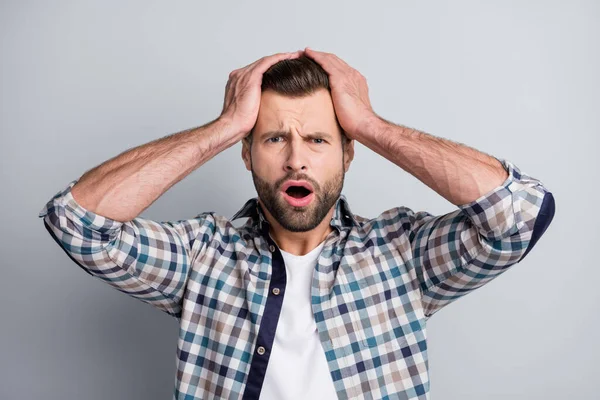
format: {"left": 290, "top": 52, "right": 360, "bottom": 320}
{"left": 241, "top": 55, "right": 355, "bottom": 233}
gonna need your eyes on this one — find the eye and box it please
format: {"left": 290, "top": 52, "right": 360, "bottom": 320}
{"left": 266, "top": 136, "right": 326, "bottom": 144}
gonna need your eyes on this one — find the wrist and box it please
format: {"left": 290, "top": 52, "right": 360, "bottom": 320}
{"left": 219, "top": 114, "right": 256, "bottom": 141}
{"left": 354, "top": 113, "right": 387, "bottom": 142}
{"left": 214, "top": 115, "right": 245, "bottom": 142}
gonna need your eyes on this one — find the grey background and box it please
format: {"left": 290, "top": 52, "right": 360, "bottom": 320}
{"left": 1, "top": 1, "right": 597, "bottom": 399}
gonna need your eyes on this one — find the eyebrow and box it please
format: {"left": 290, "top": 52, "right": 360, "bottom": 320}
{"left": 259, "top": 130, "right": 335, "bottom": 141}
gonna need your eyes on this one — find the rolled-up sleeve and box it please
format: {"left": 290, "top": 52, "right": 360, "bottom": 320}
{"left": 39, "top": 179, "right": 217, "bottom": 319}
{"left": 406, "top": 158, "right": 556, "bottom": 319}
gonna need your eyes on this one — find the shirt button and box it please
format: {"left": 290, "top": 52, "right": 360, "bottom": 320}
{"left": 269, "top": 244, "right": 276, "bottom": 252}
{"left": 257, "top": 346, "right": 266, "bottom": 355}
{"left": 272, "top": 288, "right": 280, "bottom": 295}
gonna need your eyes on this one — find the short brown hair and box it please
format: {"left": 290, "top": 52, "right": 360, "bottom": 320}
{"left": 244, "top": 54, "right": 349, "bottom": 146}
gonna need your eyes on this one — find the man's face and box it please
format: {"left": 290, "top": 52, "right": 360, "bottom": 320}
{"left": 242, "top": 88, "right": 354, "bottom": 232}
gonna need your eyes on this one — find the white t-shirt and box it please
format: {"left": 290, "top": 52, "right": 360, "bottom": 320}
{"left": 259, "top": 241, "right": 338, "bottom": 399}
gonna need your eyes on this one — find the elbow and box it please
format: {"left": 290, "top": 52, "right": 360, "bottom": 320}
{"left": 519, "top": 191, "right": 555, "bottom": 260}
{"left": 43, "top": 218, "right": 94, "bottom": 276}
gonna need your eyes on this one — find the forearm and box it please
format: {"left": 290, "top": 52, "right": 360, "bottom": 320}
{"left": 356, "top": 116, "right": 509, "bottom": 206}
{"left": 71, "top": 117, "right": 239, "bottom": 222}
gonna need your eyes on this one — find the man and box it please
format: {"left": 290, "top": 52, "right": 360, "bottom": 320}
{"left": 39, "top": 48, "right": 555, "bottom": 400}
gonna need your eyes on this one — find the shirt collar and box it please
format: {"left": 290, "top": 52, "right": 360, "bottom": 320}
{"left": 231, "top": 194, "right": 358, "bottom": 233}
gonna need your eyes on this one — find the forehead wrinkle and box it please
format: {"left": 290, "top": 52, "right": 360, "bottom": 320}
{"left": 260, "top": 130, "right": 334, "bottom": 141}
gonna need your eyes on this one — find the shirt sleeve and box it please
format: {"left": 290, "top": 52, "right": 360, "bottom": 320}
{"left": 38, "top": 179, "right": 217, "bottom": 319}
{"left": 405, "top": 157, "right": 556, "bottom": 319}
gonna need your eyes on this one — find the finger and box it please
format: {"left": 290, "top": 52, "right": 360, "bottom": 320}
{"left": 304, "top": 47, "right": 336, "bottom": 61}
{"left": 303, "top": 47, "right": 345, "bottom": 74}
{"left": 252, "top": 50, "right": 303, "bottom": 75}
{"left": 306, "top": 47, "right": 352, "bottom": 69}
{"left": 241, "top": 50, "right": 300, "bottom": 74}
{"left": 242, "top": 50, "right": 302, "bottom": 84}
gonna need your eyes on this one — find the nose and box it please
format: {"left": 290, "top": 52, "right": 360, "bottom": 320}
{"left": 284, "top": 139, "right": 307, "bottom": 172}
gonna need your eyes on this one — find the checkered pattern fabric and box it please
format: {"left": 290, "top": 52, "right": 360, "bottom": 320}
{"left": 38, "top": 157, "right": 555, "bottom": 399}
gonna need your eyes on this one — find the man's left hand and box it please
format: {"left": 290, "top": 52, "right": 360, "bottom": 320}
{"left": 303, "top": 47, "right": 378, "bottom": 140}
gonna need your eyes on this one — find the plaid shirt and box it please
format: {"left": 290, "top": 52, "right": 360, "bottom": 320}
{"left": 39, "top": 157, "right": 555, "bottom": 399}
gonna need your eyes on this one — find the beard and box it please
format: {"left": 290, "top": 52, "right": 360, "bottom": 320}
{"left": 251, "top": 163, "right": 345, "bottom": 233}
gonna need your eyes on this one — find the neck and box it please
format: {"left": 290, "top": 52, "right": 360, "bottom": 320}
{"left": 260, "top": 202, "right": 336, "bottom": 256}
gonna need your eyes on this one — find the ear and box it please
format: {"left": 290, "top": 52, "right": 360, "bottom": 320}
{"left": 343, "top": 139, "right": 355, "bottom": 173}
{"left": 241, "top": 139, "right": 252, "bottom": 171}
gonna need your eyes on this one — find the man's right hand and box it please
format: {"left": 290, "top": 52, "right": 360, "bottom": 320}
{"left": 219, "top": 50, "right": 304, "bottom": 140}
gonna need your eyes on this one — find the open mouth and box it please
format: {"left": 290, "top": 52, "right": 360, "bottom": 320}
{"left": 281, "top": 182, "right": 315, "bottom": 207}
{"left": 285, "top": 186, "right": 313, "bottom": 199}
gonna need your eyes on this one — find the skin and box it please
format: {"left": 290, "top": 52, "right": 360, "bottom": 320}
{"left": 300, "top": 47, "right": 507, "bottom": 206}
{"left": 228, "top": 47, "right": 507, "bottom": 256}
{"left": 241, "top": 89, "right": 355, "bottom": 256}
{"left": 69, "top": 47, "right": 508, "bottom": 256}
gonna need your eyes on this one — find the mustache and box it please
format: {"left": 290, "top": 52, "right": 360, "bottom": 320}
{"left": 276, "top": 174, "right": 318, "bottom": 190}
